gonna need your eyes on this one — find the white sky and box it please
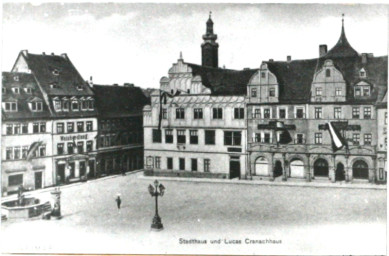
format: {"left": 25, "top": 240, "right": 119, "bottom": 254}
{"left": 2, "top": 3, "right": 388, "bottom": 89}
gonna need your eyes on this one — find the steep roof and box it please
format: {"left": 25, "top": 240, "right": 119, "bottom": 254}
{"left": 325, "top": 19, "right": 359, "bottom": 58}
{"left": 186, "top": 63, "right": 258, "bottom": 96}
{"left": 18, "top": 52, "right": 93, "bottom": 96}
{"left": 93, "top": 85, "right": 150, "bottom": 118}
{"left": 2, "top": 72, "right": 51, "bottom": 120}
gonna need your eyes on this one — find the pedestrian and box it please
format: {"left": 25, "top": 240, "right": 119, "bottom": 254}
{"left": 115, "top": 194, "right": 121, "bottom": 210}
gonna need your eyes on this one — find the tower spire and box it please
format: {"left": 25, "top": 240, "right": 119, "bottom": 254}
{"left": 202, "top": 12, "right": 219, "bottom": 68}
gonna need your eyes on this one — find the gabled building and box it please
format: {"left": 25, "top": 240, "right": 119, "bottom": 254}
{"left": 93, "top": 84, "right": 150, "bottom": 176}
{"left": 247, "top": 17, "right": 387, "bottom": 183}
{"left": 143, "top": 14, "right": 257, "bottom": 178}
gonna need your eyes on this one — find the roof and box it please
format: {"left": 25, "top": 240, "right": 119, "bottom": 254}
{"left": 325, "top": 22, "right": 359, "bottom": 58}
{"left": 93, "top": 85, "right": 151, "bottom": 118}
{"left": 186, "top": 63, "right": 258, "bottom": 96}
{"left": 2, "top": 72, "right": 51, "bottom": 120}
{"left": 17, "top": 52, "right": 93, "bottom": 96}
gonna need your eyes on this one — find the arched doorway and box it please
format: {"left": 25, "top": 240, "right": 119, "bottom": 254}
{"left": 314, "top": 158, "right": 329, "bottom": 178}
{"left": 255, "top": 157, "right": 269, "bottom": 176}
{"left": 290, "top": 159, "right": 305, "bottom": 178}
{"left": 335, "top": 162, "right": 345, "bottom": 181}
{"left": 353, "top": 160, "right": 369, "bottom": 179}
{"left": 274, "top": 160, "right": 283, "bottom": 177}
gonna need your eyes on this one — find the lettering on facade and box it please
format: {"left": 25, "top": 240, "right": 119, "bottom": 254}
{"left": 60, "top": 134, "right": 88, "bottom": 141}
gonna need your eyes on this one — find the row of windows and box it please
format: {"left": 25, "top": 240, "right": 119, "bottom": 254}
{"left": 56, "top": 121, "right": 93, "bottom": 134}
{"left": 2, "top": 87, "right": 33, "bottom": 94}
{"left": 53, "top": 97, "right": 94, "bottom": 112}
{"left": 2, "top": 101, "right": 45, "bottom": 113}
{"left": 154, "top": 156, "right": 211, "bottom": 172}
{"left": 163, "top": 108, "right": 245, "bottom": 120}
{"left": 313, "top": 133, "right": 372, "bottom": 145}
{"left": 6, "top": 122, "right": 46, "bottom": 135}
{"left": 152, "top": 129, "right": 242, "bottom": 146}
{"left": 99, "top": 131, "right": 142, "bottom": 147}
{"left": 5, "top": 145, "right": 46, "bottom": 160}
{"left": 251, "top": 88, "right": 276, "bottom": 98}
{"left": 57, "top": 141, "right": 93, "bottom": 155}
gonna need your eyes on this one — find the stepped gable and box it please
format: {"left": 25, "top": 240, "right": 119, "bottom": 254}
{"left": 186, "top": 63, "right": 258, "bottom": 96}
{"left": 2, "top": 72, "right": 51, "bottom": 120}
{"left": 93, "top": 84, "right": 151, "bottom": 118}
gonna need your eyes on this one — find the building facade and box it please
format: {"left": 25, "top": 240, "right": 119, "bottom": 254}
{"left": 143, "top": 15, "right": 257, "bottom": 179}
{"left": 247, "top": 18, "right": 387, "bottom": 183}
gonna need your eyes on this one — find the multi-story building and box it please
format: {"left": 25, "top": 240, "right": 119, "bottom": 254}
{"left": 8, "top": 50, "right": 98, "bottom": 187}
{"left": 143, "top": 14, "right": 257, "bottom": 179}
{"left": 1, "top": 72, "right": 53, "bottom": 195}
{"left": 247, "top": 18, "right": 387, "bottom": 183}
{"left": 376, "top": 92, "right": 387, "bottom": 183}
{"left": 93, "top": 84, "right": 149, "bottom": 176}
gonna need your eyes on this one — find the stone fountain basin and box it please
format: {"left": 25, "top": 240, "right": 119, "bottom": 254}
{"left": 1, "top": 197, "right": 51, "bottom": 220}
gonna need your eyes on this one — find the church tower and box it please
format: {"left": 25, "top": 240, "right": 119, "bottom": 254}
{"left": 201, "top": 12, "right": 219, "bottom": 68}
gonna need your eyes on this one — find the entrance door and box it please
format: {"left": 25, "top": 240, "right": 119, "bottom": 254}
{"left": 255, "top": 157, "right": 268, "bottom": 176}
{"left": 79, "top": 161, "right": 86, "bottom": 177}
{"left": 314, "top": 158, "right": 329, "bottom": 178}
{"left": 290, "top": 160, "right": 305, "bottom": 178}
{"left": 229, "top": 157, "right": 241, "bottom": 179}
{"left": 274, "top": 161, "right": 283, "bottom": 177}
{"left": 353, "top": 160, "right": 369, "bottom": 179}
{"left": 88, "top": 160, "right": 95, "bottom": 178}
{"left": 335, "top": 163, "right": 345, "bottom": 181}
{"left": 34, "top": 172, "right": 42, "bottom": 189}
{"left": 69, "top": 162, "right": 75, "bottom": 178}
{"left": 57, "top": 164, "right": 65, "bottom": 184}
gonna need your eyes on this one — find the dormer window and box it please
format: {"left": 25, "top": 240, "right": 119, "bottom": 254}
{"left": 76, "top": 85, "right": 83, "bottom": 91}
{"left": 81, "top": 97, "right": 88, "bottom": 110}
{"left": 52, "top": 69, "right": 59, "bottom": 76}
{"left": 13, "top": 76, "right": 19, "bottom": 81}
{"left": 24, "top": 88, "right": 32, "bottom": 94}
{"left": 53, "top": 97, "right": 62, "bottom": 112}
{"left": 3, "top": 102, "right": 17, "bottom": 112}
{"left": 359, "top": 68, "right": 367, "bottom": 78}
{"left": 30, "top": 101, "right": 43, "bottom": 112}
{"left": 354, "top": 81, "right": 371, "bottom": 97}
{"left": 71, "top": 98, "right": 79, "bottom": 111}
{"left": 63, "top": 97, "right": 69, "bottom": 111}
{"left": 12, "top": 88, "right": 20, "bottom": 94}
{"left": 50, "top": 83, "right": 58, "bottom": 89}
{"left": 88, "top": 98, "right": 94, "bottom": 110}
{"left": 363, "top": 87, "right": 370, "bottom": 96}
{"left": 325, "top": 69, "right": 331, "bottom": 77}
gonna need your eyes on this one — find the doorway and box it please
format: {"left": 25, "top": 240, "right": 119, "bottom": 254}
{"left": 57, "top": 164, "right": 65, "bottom": 184}
{"left": 274, "top": 160, "right": 283, "bottom": 177}
{"left": 353, "top": 160, "right": 369, "bottom": 179}
{"left": 314, "top": 158, "right": 329, "bottom": 178}
{"left": 335, "top": 163, "right": 345, "bottom": 181}
{"left": 229, "top": 156, "right": 241, "bottom": 179}
{"left": 88, "top": 160, "right": 95, "bottom": 178}
{"left": 79, "top": 161, "right": 86, "bottom": 177}
{"left": 34, "top": 172, "right": 42, "bottom": 189}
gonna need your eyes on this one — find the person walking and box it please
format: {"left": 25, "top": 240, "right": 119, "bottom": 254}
{"left": 115, "top": 194, "right": 121, "bottom": 210}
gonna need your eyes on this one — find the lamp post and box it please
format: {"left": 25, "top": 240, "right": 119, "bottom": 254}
{"left": 148, "top": 180, "right": 165, "bottom": 231}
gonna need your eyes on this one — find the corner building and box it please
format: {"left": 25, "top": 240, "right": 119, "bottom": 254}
{"left": 143, "top": 15, "right": 257, "bottom": 178}
{"left": 247, "top": 19, "right": 387, "bottom": 183}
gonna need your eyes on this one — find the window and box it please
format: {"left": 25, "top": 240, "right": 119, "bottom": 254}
{"left": 360, "top": 70, "right": 366, "bottom": 77}
{"left": 364, "top": 134, "right": 372, "bottom": 145}
{"left": 205, "top": 130, "right": 215, "bottom": 145}
{"left": 13, "top": 124, "right": 20, "bottom": 134}
{"left": 204, "top": 159, "right": 210, "bottom": 172}
{"left": 52, "top": 69, "right": 59, "bottom": 76}
{"left": 162, "top": 108, "right": 167, "bottom": 119}
{"left": 67, "top": 142, "right": 74, "bottom": 154}
{"left": 251, "top": 88, "right": 257, "bottom": 97}
{"left": 177, "top": 130, "right": 186, "bottom": 144}
{"left": 279, "top": 108, "right": 286, "bottom": 119}
{"left": 190, "top": 130, "right": 198, "bottom": 144}
{"left": 269, "top": 88, "right": 275, "bottom": 97}
{"left": 386, "top": 112, "right": 388, "bottom": 125}
{"left": 254, "top": 133, "right": 261, "bottom": 143}
{"left": 22, "top": 146, "right": 28, "bottom": 159}
{"left": 13, "top": 88, "right": 20, "bottom": 94}
{"left": 14, "top": 75, "right": 19, "bottom": 81}
{"left": 364, "top": 107, "right": 371, "bottom": 119}
{"left": 234, "top": 108, "right": 245, "bottom": 119}
{"left": 353, "top": 134, "right": 360, "bottom": 145}
{"left": 40, "top": 122, "right": 46, "bottom": 133}
{"left": 315, "top": 107, "right": 322, "bottom": 119}
{"left": 155, "top": 157, "right": 161, "bottom": 169}
{"left": 165, "top": 129, "right": 173, "bottom": 143}
{"left": 77, "top": 122, "right": 84, "bottom": 132}
{"left": 315, "top": 133, "right": 322, "bottom": 144}
{"left": 22, "top": 124, "right": 28, "bottom": 134}
{"left": 296, "top": 108, "right": 305, "bottom": 118}
{"left": 88, "top": 99, "right": 94, "bottom": 110}
{"left": 4, "top": 102, "right": 17, "bottom": 112}
{"left": 33, "top": 123, "right": 39, "bottom": 133}
{"left": 176, "top": 108, "right": 185, "bottom": 119}
{"left": 296, "top": 134, "right": 304, "bottom": 144}
{"left": 315, "top": 87, "right": 322, "bottom": 96}
{"left": 72, "top": 99, "right": 79, "bottom": 111}
{"left": 57, "top": 143, "right": 64, "bottom": 155}
{"left": 31, "top": 102, "right": 43, "bottom": 112}
{"left": 254, "top": 109, "right": 261, "bottom": 119}
{"left": 25, "top": 88, "right": 32, "bottom": 94}
{"left": 334, "top": 107, "right": 342, "bottom": 119}
{"left": 152, "top": 129, "right": 162, "bottom": 143}
{"left": 224, "top": 131, "right": 241, "bottom": 146}
{"left": 8, "top": 174, "right": 23, "bottom": 186}
{"left": 82, "top": 99, "right": 88, "bottom": 110}
{"left": 335, "top": 88, "right": 342, "bottom": 96}
{"left": 194, "top": 108, "right": 203, "bottom": 119}
{"left": 363, "top": 87, "right": 370, "bottom": 96}
{"left": 6, "top": 124, "right": 13, "bottom": 135}
{"left": 6, "top": 147, "right": 13, "bottom": 160}
{"left": 14, "top": 147, "right": 21, "bottom": 160}
{"left": 213, "top": 108, "right": 223, "bottom": 119}
{"left": 261, "top": 72, "right": 266, "bottom": 78}
{"left": 191, "top": 159, "right": 197, "bottom": 171}
{"left": 355, "top": 88, "right": 361, "bottom": 96}
{"left": 39, "top": 145, "right": 46, "bottom": 157}
{"left": 86, "top": 121, "right": 93, "bottom": 131}
{"left": 179, "top": 158, "right": 185, "bottom": 170}
{"left": 264, "top": 133, "right": 271, "bottom": 143}
{"left": 326, "top": 69, "right": 331, "bottom": 77}
{"left": 63, "top": 99, "right": 69, "bottom": 111}
{"left": 67, "top": 122, "right": 74, "bottom": 133}
{"left": 77, "top": 142, "right": 84, "bottom": 153}
{"left": 167, "top": 157, "right": 173, "bottom": 170}
{"left": 87, "top": 141, "right": 93, "bottom": 152}
{"left": 352, "top": 107, "right": 360, "bottom": 119}
{"left": 56, "top": 123, "right": 64, "bottom": 134}
{"left": 54, "top": 99, "right": 61, "bottom": 111}
{"left": 264, "top": 108, "right": 271, "bottom": 118}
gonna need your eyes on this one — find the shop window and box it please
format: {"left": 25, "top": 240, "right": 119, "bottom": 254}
{"left": 8, "top": 174, "right": 23, "bottom": 186}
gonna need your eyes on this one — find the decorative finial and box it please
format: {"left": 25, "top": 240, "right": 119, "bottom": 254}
{"left": 342, "top": 13, "right": 344, "bottom": 25}
{"left": 209, "top": 11, "right": 212, "bottom": 19}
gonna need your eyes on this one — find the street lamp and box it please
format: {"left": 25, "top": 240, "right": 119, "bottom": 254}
{"left": 148, "top": 180, "right": 165, "bottom": 231}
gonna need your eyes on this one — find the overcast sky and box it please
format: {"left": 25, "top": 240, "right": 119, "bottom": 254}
{"left": 2, "top": 3, "right": 388, "bottom": 88}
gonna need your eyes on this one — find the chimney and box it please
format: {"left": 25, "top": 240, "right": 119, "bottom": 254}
{"left": 88, "top": 76, "right": 93, "bottom": 87}
{"left": 223, "top": 65, "right": 226, "bottom": 69}
{"left": 362, "top": 53, "right": 368, "bottom": 64}
{"left": 60, "top": 53, "right": 68, "bottom": 59}
{"left": 123, "top": 83, "right": 134, "bottom": 87}
{"left": 319, "top": 45, "right": 327, "bottom": 57}
{"left": 287, "top": 55, "right": 292, "bottom": 62}
{"left": 113, "top": 83, "right": 119, "bottom": 86}
{"left": 367, "top": 53, "right": 374, "bottom": 58}
{"left": 42, "top": 52, "right": 46, "bottom": 55}
{"left": 22, "top": 50, "right": 28, "bottom": 56}
{"left": 269, "top": 59, "right": 274, "bottom": 62}
{"left": 51, "top": 52, "right": 55, "bottom": 56}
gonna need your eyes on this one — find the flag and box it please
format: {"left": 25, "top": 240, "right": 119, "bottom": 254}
{"left": 26, "top": 141, "right": 43, "bottom": 161}
{"left": 326, "top": 122, "right": 347, "bottom": 152}
{"left": 275, "top": 121, "right": 292, "bottom": 144}
{"left": 158, "top": 90, "right": 181, "bottom": 130}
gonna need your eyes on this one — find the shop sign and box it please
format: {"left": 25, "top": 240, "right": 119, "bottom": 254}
{"left": 60, "top": 134, "right": 88, "bottom": 141}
